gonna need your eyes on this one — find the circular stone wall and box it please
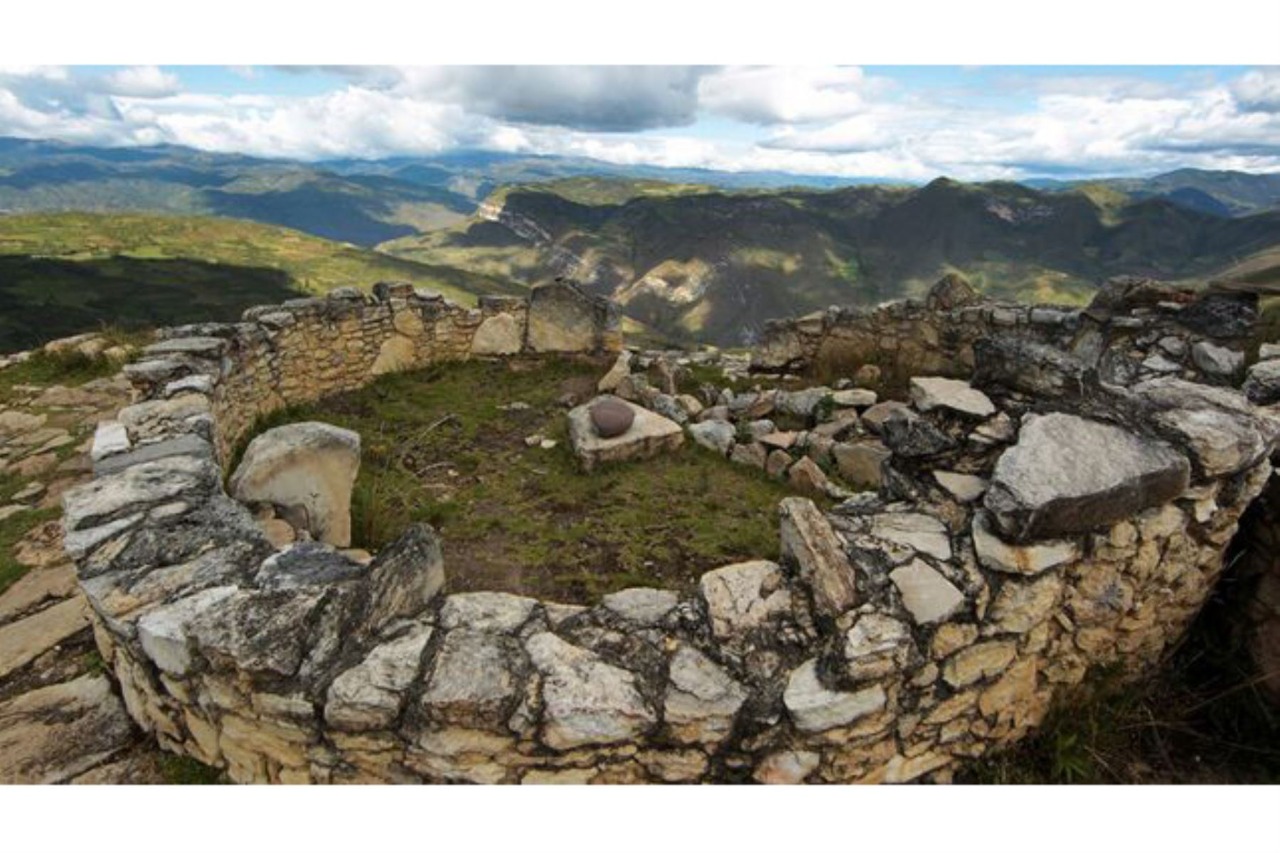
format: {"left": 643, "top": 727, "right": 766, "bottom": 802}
{"left": 63, "top": 280, "right": 1280, "bottom": 783}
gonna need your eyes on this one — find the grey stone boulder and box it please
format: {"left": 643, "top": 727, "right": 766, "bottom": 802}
{"left": 440, "top": 591, "right": 538, "bottom": 633}
{"left": 779, "top": 497, "right": 857, "bottom": 618}
{"left": 783, "top": 658, "right": 886, "bottom": 733}
{"left": 833, "top": 440, "right": 891, "bottom": 490}
{"left": 698, "top": 560, "right": 793, "bottom": 643}
{"left": 0, "top": 675, "right": 136, "bottom": 784}
{"left": 526, "top": 280, "right": 613, "bottom": 353}
{"left": 841, "top": 613, "right": 917, "bottom": 683}
{"left": 589, "top": 397, "right": 636, "bottom": 437}
{"left": 663, "top": 645, "right": 749, "bottom": 747}
{"left": 776, "top": 387, "right": 832, "bottom": 419}
{"left": 471, "top": 313, "right": 523, "bottom": 356}
{"left": 1244, "top": 359, "right": 1280, "bottom": 405}
{"left": 568, "top": 395, "right": 683, "bottom": 471}
{"left": 984, "top": 412, "right": 1190, "bottom": 540}
{"left": 602, "top": 587, "right": 679, "bottom": 626}
{"left": 880, "top": 409, "right": 957, "bottom": 458}
{"left": 362, "top": 523, "right": 447, "bottom": 633}
{"left": 1134, "top": 377, "right": 1280, "bottom": 477}
{"left": 890, "top": 559, "right": 965, "bottom": 625}
{"left": 1191, "top": 341, "right": 1244, "bottom": 378}
{"left": 971, "top": 511, "right": 1080, "bottom": 576}
{"left": 420, "top": 629, "right": 526, "bottom": 730}
{"left": 229, "top": 421, "right": 361, "bottom": 547}
{"left": 860, "top": 400, "right": 910, "bottom": 436}
{"left": 688, "top": 420, "right": 735, "bottom": 456}
{"left": 524, "top": 631, "right": 656, "bottom": 750}
{"left": 909, "top": 376, "right": 995, "bottom": 418}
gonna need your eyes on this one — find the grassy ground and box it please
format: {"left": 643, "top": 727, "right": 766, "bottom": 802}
{"left": 236, "top": 357, "right": 797, "bottom": 604}
{"left": 0, "top": 212, "right": 523, "bottom": 352}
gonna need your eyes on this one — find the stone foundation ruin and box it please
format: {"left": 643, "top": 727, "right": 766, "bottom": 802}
{"left": 61, "top": 275, "right": 1280, "bottom": 783}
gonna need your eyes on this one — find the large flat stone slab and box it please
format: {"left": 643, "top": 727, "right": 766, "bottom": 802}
{"left": 0, "top": 596, "right": 89, "bottom": 679}
{"left": 984, "top": 412, "right": 1190, "bottom": 540}
{"left": 567, "top": 396, "right": 683, "bottom": 471}
{"left": 0, "top": 675, "right": 136, "bottom": 784}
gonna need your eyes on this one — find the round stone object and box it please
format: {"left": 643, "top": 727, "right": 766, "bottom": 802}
{"left": 590, "top": 398, "right": 635, "bottom": 438}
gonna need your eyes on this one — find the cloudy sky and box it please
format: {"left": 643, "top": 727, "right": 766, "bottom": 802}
{"left": 2, "top": 65, "right": 1279, "bottom": 181}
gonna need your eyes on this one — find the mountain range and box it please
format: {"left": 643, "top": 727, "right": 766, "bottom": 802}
{"left": 2, "top": 136, "right": 1279, "bottom": 349}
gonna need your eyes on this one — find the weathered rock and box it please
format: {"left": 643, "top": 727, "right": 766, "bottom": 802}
{"left": 765, "top": 449, "right": 793, "bottom": 478}
{"left": 137, "top": 586, "right": 239, "bottom": 676}
{"left": 1133, "top": 377, "right": 1280, "bottom": 478}
{"left": 589, "top": 397, "right": 636, "bottom": 438}
{"left": 363, "top": 524, "right": 447, "bottom": 632}
{"left": 688, "top": 420, "right": 735, "bottom": 456}
{"left": 0, "top": 410, "right": 46, "bottom": 437}
{"left": 776, "top": 387, "right": 832, "bottom": 418}
{"left": 842, "top": 613, "right": 917, "bottom": 683}
{"left": 880, "top": 409, "right": 957, "bottom": 458}
{"left": 753, "top": 750, "right": 821, "bottom": 784}
{"left": 699, "top": 560, "right": 792, "bottom": 642}
{"left": 833, "top": 440, "right": 891, "bottom": 490}
{"left": 984, "top": 413, "right": 1190, "bottom": 540}
{"left": 927, "top": 272, "right": 980, "bottom": 310}
{"left": 869, "top": 512, "right": 952, "bottom": 561}
{"left": 0, "top": 675, "right": 136, "bottom": 784}
{"left": 94, "top": 434, "right": 214, "bottom": 477}
{"left": 729, "top": 441, "right": 767, "bottom": 469}
{"left": 909, "top": 376, "right": 996, "bottom": 418}
{"left": 1244, "top": 359, "right": 1280, "bottom": 405}
{"left": 597, "top": 351, "right": 633, "bottom": 392}
{"left": 0, "top": 562, "right": 77, "bottom": 622}
{"left": 649, "top": 393, "right": 690, "bottom": 426}
{"left": 0, "top": 596, "right": 88, "bottom": 678}
{"left": 471, "top": 313, "right": 523, "bottom": 356}
{"left": 603, "top": 588, "right": 679, "bottom": 626}
{"left": 832, "top": 388, "right": 877, "bottom": 408}
{"left": 943, "top": 640, "right": 1017, "bottom": 687}
{"left": 787, "top": 456, "right": 836, "bottom": 497}
{"left": 933, "top": 470, "right": 987, "bottom": 503}
{"left": 971, "top": 511, "right": 1080, "bottom": 576}
{"left": 860, "top": 400, "right": 910, "bottom": 435}
{"left": 254, "top": 542, "right": 364, "bottom": 590}
{"left": 663, "top": 645, "right": 749, "bottom": 746}
{"left": 972, "top": 337, "right": 1094, "bottom": 401}
{"left": 421, "top": 629, "right": 525, "bottom": 729}
{"left": 228, "top": 422, "right": 361, "bottom": 547}
{"left": 890, "top": 559, "right": 965, "bottom": 625}
{"left": 371, "top": 334, "right": 416, "bottom": 375}
{"left": 1190, "top": 341, "right": 1244, "bottom": 377}
{"left": 567, "top": 395, "right": 683, "bottom": 471}
{"left": 526, "top": 281, "right": 609, "bottom": 353}
{"left": 783, "top": 658, "right": 887, "bottom": 733}
{"left": 440, "top": 592, "right": 539, "bottom": 633}
{"left": 779, "top": 497, "right": 857, "bottom": 618}
{"left": 988, "top": 574, "right": 1064, "bottom": 634}
{"left": 525, "top": 632, "right": 656, "bottom": 750}
{"left": 90, "top": 420, "right": 130, "bottom": 462}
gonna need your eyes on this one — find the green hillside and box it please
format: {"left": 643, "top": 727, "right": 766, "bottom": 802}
{"left": 0, "top": 212, "right": 522, "bottom": 352}
{"left": 383, "top": 178, "right": 1280, "bottom": 346}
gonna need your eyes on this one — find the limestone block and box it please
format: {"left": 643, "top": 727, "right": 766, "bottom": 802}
{"left": 229, "top": 421, "right": 361, "bottom": 547}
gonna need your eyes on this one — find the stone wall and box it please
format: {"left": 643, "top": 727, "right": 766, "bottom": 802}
{"left": 752, "top": 275, "right": 1254, "bottom": 394}
{"left": 120, "top": 280, "right": 620, "bottom": 463}
{"left": 61, "top": 276, "right": 1280, "bottom": 784}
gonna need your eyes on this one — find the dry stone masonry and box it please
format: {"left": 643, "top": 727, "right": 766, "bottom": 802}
{"left": 59, "top": 274, "right": 1280, "bottom": 784}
